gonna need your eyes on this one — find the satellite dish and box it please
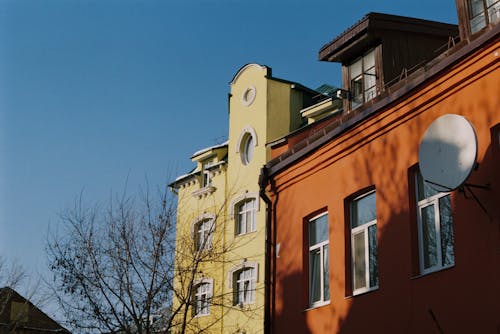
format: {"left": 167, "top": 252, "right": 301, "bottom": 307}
{"left": 418, "top": 114, "right": 477, "bottom": 192}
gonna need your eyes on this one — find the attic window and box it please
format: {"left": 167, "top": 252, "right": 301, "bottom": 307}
{"left": 348, "top": 49, "right": 377, "bottom": 110}
{"left": 469, "top": 0, "right": 500, "bottom": 33}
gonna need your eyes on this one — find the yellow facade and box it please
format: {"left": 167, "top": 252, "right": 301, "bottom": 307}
{"left": 170, "top": 63, "right": 317, "bottom": 333}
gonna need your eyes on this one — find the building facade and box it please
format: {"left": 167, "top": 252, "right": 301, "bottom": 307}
{"left": 170, "top": 64, "right": 318, "bottom": 333}
{"left": 260, "top": 3, "right": 499, "bottom": 333}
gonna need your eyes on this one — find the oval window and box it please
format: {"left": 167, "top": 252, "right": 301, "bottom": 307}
{"left": 241, "top": 134, "right": 254, "bottom": 165}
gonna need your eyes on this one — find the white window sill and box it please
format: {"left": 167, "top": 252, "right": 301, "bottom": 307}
{"left": 411, "top": 264, "right": 455, "bottom": 280}
{"left": 192, "top": 185, "right": 216, "bottom": 198}
{"left": 235, "top": 229, "right": 257, "bottom": 238}
{"left": 345, "top": 286, "right": 379, "bottom": 299}
{"left": 193, "top": 312, "right": 210, "bottom": 318}
{"left": 304, "top": 300, "right": 330, "bottom": 312}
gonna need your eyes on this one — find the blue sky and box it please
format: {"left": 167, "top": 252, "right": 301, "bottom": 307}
{"left": 0, "top": 0, "right": 456, "bottom": 317}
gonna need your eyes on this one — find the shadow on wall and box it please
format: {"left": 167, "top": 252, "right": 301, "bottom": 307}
{"left": 272, "top": 89, "right": 500, "bottom": 333}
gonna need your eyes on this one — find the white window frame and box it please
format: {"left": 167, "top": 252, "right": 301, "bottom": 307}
{"left": 228, "top": 262, "right": 258, "bottom": 306}
{"left": 351, "top": 190, "right": 378, "bottom": 296}
{"left": 308, "top": 212, "right": 330, "bottom": 308}
{"left": 195, "top": 218, "right": 214, "bottom": 252}
{"left": 415, "top": 172, "right": 455, "bottom": 275}
{"left": 193, "top": 279, "right": 213, "bottom": 317}
{"left": 234, "top": 267, "right": 256, "bottom": 306}
{"left": 202, "top": 166, "right": 211, "bottom": 188}
{"left": 235, "top": 126, "right": 258, "bottom": 166}
{"left": 236, "top": 199, "right": 257, "bottom": 235}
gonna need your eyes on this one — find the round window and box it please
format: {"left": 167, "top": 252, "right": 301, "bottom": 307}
{"left": 241, "top": 86, "right": 256, "bottom": 106}
{"left": 240, "top": 134, "right": 254, "bottom": 165}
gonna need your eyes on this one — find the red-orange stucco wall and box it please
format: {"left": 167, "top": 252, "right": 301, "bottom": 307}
{"left": 270, "top": 37, "right": 500, "bottom": 333}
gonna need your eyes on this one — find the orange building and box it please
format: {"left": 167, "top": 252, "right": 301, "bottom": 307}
{"left": 260, "top": 2, "right": 499, "bottom": 333}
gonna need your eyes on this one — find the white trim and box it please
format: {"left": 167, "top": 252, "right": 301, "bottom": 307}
{"left": 230, "top": 192, "right": 260, "bottom": 217}
{"left": 415, "top": 172, "right": 454, "bottom": 275}
{"left": 193, "top": 278, "right": 213, "bottom": 317}
{"left": 190, "top": 213, "right": 216, "bottom": 237}
{"left": 350, "top": 190, "right": 379, "bottom": 296}
{"left": 228, "top": 261, "right": 259, "bottom": 289}
{"left": 235, "top": 127, "right": 258, "bottom": 153}
{"left": 308, "top": 213, "right": 330, "bottom": 307}
{"left": 241, "top": 86, "right": 257, "bottom": 106}
{"left": 229, "top": 63, "right": 268, "bottom": 85}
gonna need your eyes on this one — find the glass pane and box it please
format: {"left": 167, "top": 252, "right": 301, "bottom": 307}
{"left": 309, "top": 214, "right": 328, "bottom": 245}
{"left": 352, "top": 192, "right": 376, "bottom": 227}
{"left": 309, "top": 249, "right": 321, "bottom": 303}
{"left": 421, "top": 205, "right": 437, "bottom": 269}
{"left": 470, "top": 13, "right": 486, "bottom": 33}
{"left": 246, "top": 210, "right": 253, "bottom": 232}
{"left": 353, "top": 231, "right": 366, "bottom": 291}
{"left": 364, "top": 50, "right": 375, "bottom": 69}
{"left": 365, "top": 86, "right": 377, "bottom": 102}
{"left": 368, "top": 225, "right": 379, "bottom": 288}
{"left": 439, "top": 196, "right": 455, "bottom": 267}
{"left": 245, "top": 135, "right": 254, "bottom": 162}
{"left": 364, "top": 67, "right": 376, "bottom": 90}
{"left": 323, "top": 245, "right": 330, "bottom": 300}
{"left": 351, "top": 77, "right": 363, "bottom": 109}
{"left": 416, "top": 170, "right": 440, "bottom": 201}
{"left": 470, "top": 0, "right": 484, "bottom": 16}
{"left": 350, "top": 58, "right": 362, "bottom": 78}
{"left": 237, "top": 212, "right": 244, "bottom": 234}
{"left": 487, "top": 1, "right": 500, "bottom": 24}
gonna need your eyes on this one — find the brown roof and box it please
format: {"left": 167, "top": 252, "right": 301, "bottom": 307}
{"left": 319, "top": 12, "right": 458, "bottom": 63}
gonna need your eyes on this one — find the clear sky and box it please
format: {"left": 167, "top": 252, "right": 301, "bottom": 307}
{"left": 0, "top": 0, "right": 456, "bottom": 318}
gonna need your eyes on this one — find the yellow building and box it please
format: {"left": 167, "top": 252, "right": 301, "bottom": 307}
{"left": 170, "top": 63, "right": 321, "bottom": 333}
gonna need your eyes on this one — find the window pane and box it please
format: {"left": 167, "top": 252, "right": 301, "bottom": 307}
{"left": 439, "top": 196, "right": 455, "bottom": 267}
{"left": 487, "top": 1, "right": 500, "bottom": 24}
{"left": 471, "top": 0, "right": 485, "bottom": 16}
{"left": 368, "top": 225, "right": 379, "bottom": 288}
{"left": 353, "top": 231, "right": 366, "bottom": 291}
{"left": 309, "top": 214, "right": 328, "bottom": 245}
{"left": 351, "top": 77, "right": 363, "bottom": 109}
{"left": 245, "top": 135, "right": 254, "bottom": 162}
{"left": 350, "top": 58, "right": 362, "bottom": 78}
{"left": 352, "top": 192, "right": 376, "bottom": 227}
{"left": 421, "top": 205, "right": 437, "bottom": 269}
{"left": 416, "top": 170, "right": 439, "bottom": 201}
{"left": 323, "top": 245, "right": 330, "bottom": 300}
{"left": 364, "top": 50, "right": 375, "bottom": 69}
{"left": 470, "top": 13, "right": 486, "bottom": 32}
{"left": 309, "top": 249, "right": 321, "bottom": 303}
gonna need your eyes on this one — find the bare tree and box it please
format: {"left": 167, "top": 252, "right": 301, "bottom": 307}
{"left": 46, "top": 184, "right": 261, "bottom": 334}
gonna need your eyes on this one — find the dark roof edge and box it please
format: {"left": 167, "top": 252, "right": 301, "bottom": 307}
{"left": 266, "top": 110, "right": 341, "bottom": 148}
{"left": 267, "top": 24, "right": 499, "bottom": 179}
{"left": 266, "top": 76, "right": 319, "bottom": 95}
{"left": 319, "top": 12, "right": 458, "bottom": 61}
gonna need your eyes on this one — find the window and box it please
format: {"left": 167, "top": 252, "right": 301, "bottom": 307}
{"left": 240, "top": 133, "right": 255, "bottom": 165}
{"left": 236, "top": 199, "right": 257, "bottom": 235}
{"left": 348, "top": 49, "right": 377, "bottom": 110}
{"left": 202, "top": 165, "right": 211, "bottom": 188}
{"left": 469, "top": 0, "right": 500, "bottom": 33}
{"left": 308, "top": 213, "right": 330, "bottom": 307}
{"left": 350, "top": 190, "right": 378, "bottom": 295}
{"left": 195, "top": 219, "right": 214, "bottom": 251}
{"left": 193, "top": 281, "right": 212, "bottom": 316}
{"left": 234, "top": 267, "right": 256, "bottom": 305}
{"left": 415, "top": 170, "right": 455, "bottom": 274}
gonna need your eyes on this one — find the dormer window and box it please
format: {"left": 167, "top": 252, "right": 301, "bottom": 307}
{"left": 348, "top": 49, "right": 377, "bottom": 110}
{"left": 202, "top": 166, "right": 211, "bottom": 187}
{"left": 469, "top": 0, "right": 499, "bottom": 33}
